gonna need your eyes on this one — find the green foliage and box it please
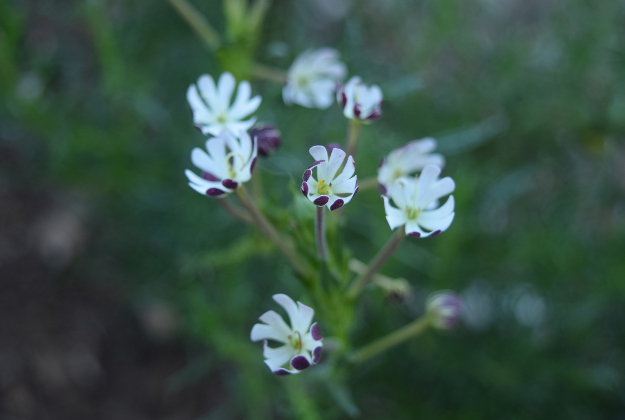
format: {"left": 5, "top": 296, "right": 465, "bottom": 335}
{"left": 2, "top": 0, "right": 625, "bottom": 418}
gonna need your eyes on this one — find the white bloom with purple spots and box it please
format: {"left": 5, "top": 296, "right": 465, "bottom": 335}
{"left": 382, "top": 165, "right": 455, "bottom": 237}
{"left": 426, "top": 290, "right": 463, "bottom": 330}
{"left": 283, "top": 48, "right": 347, "bottom": 109}
{"left": 337, "top": 76, "right": 383, "bottom": 123}
{"left": 250, "top": 294, "right": 323, "bottom": 375}
{"left": 184, "top": 130, "right": 257, "bottom": 198}
{"left": 377, "top": 138, "right": 445, "bottom": 195}
{"left": 301, "top": 146, "right": 358, "bottom": 211}
{"left": 187, "top": 72, "right": 261, "bottom": 136}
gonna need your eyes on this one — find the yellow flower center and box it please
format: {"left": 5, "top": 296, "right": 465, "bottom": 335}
{"left": 406, "top": 207, "right": 421, "bottom": 220}
{"left": 289, "top": 331, "right": 302, "bottom": 351}
{"left": 317, "top": 180, "right": 331, "bottom": 195}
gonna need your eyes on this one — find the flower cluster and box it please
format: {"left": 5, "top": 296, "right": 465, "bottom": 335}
{"left": 181, "top": 45, "right": 461, "bottom": 378}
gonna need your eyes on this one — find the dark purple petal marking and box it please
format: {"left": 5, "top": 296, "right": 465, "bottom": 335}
{"left": 222, "top": 179, "right": 238, "bottom": 189}
{"left": 250, "top": 157, "right": 257, "bottom": 173}
{"left": 353, "top": 186, "right": 360, "bottom": 197}
{"left": 353, "top": 103, "right": 362, "bottom": 117}
{"left": 194, "top": 125, "right": 203, "bottom": 132}
{"left": 430, "top": 230, "right": 441, "bottom": 237}
{"left": 379, "top": 184, "right": 387, "bottom": 195}
{"left": 273, "top": 369, "right": 292, "bottom": 376}
{"left": 301, "top": 182, "right": 309, "bottom": 197}
{"left": 340, "top": 92, "right": 347, "bottom": 109}
{"left": 308, "top": 160, "right": 325, "bottom": 169}
{"left": 312, "top": 346, "right": 322, "bottom": 364}
{"left": 206, "top": 188, "right": 226, "bottom": 197}
{"left": 310, "top": 322, "right": 323, "bottom": 341}
{"left": 330, "top": 199, "right": 344, "bottom": 211}
{"left": 303, "top": 169, "right": 312, "bottom": 182}
{"left": 202, "top": 171, "right": 219, "bottom": 181}
{"left": 408, "top": 231, "right": 421, "bottom": 237}
{"left": 366, "top": 109, "right": 382, "bottom": 121}
{"left": 313, "top": 195, "right": 329, "bottom": 206}
{"left": 291, "top": 355, "right": 310, "bottom": 370}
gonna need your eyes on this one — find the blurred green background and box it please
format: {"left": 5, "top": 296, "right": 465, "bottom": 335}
{"left": 1, "top": 0, "right": 625, "bottom": 418}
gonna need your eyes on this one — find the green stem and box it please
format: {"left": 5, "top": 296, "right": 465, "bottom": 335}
{"left": 315, "top": 206, "right": 328, "bottom": 261}
{"left": 345, "top": 119, "right": 362, "bottom": 158}
{"left": 167, "top": 0, "right": 221, "bottom": 51}
{"left": 236, "top": 185, "right": 311, "bottom": 277}
{"left": 350, "top": 316, "right": 430, "bottom": 365}
{"left": 251, "top": 63, "right": 288, "bottom": 84}
{"left": 218, "top": 197, "right": 252, "bottom": 223}
{"left": 356, "top": 176, "right": 378, "bottom": 192}
{"left": 347, "top": 226, "right": 405, "bottom": 299}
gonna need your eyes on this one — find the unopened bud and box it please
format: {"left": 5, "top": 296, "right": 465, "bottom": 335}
{"left": 426, "top": 291, "right": 462, "bottom": 330}
{"left": 249, "top": 123, "right": 281, "bottom": 157}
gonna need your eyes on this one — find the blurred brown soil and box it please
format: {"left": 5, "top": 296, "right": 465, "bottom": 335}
{"left": 0, "top": 176, "right": 222, "bottom": 419}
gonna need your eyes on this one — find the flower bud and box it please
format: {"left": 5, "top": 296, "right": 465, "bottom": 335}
{"left": 249, "top": 123, "right": 281, "bottom": 157}
{"left": 426, "top": 290, "right": 462, "bottom": 330}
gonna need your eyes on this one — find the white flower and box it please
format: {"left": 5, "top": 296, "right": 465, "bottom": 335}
{"left": 250, "top": 294, "right": 323, "bottom": 375}
{"left": 337, "top": 76, "right": 383, "bottom": 123}
{"left": 283, "top": 48, "right": 347, "bottom": 109}
{"left": 382, "top": 165, "right": 455, "bottom": 237}
{"left": 184, "top": 130, "right": 257, "bottom": 198}
{"left": 187, "top": 72, "right": 261, "bottom": 136}
{"left": 301, "top": 146, "right": 358, "bottom": 211}
{"left": 426, "top": 290, "right": 463, "bottom": 330}
{"left": 377, "top": 138, "right": 445, "bottom": 195}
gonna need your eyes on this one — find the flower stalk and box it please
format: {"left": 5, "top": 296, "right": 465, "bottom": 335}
{"left": 315, "top": 206, "right": 328, "bottom": 261}
{"left": 350, "top": 316, "right": 429, "bottom": 365}
{"left": 345, "top": 119, "right": 361, "bottom": 158}
{"left": 166, "top": 0, "right": 221, "bottom": 51}
{"left": 218, "top": 197, "right": 252, "bottom": 223}
{"left": 347, "top": 226, "right": 405, "bottom": 299}
{"left": 236, "top": 185, "right": 312, "bottom": 278}
{"left": 251, "top": 63, "right": 288, "bottom": 84}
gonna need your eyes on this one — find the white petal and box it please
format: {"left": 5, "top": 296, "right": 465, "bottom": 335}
{"left": 251, "top": 323, "right": 287, "bottom": 342}
{"left": 197, "top": 74, "right": 219, "bottom": 110}
{"left": 418, "top": 211, "right": 455, "bottom": 234}
{"left": 258, "top": 310, "right": 292, "bottom": 338}
{"left": 264, "top": 346, "right": 296, "bottom": 371}
{"left": 309, "top": 145, "right": 329, "bottom": 162}
{"left": 273, "top": 294, "right": 300, "bottom": 330}
{"left": 293, "top": 301, "right": 314, "bottom": 333}
{"left": 187, "top": 85, "right": 212, "bottom": 124}
{"left": 419, "top": 196, "right": 455, "bottom": 222}
{"left": 332, "top": 176, "right": 357, "bottom": 195}
{"left": 405, "top": 220, "right": 426, "bottom": 237}
{"left": 383, "top": 196, "right": 407, "bottom": 230}
{"left": 332, "top": 156, "right": 355, "bottom": 185}
{"left": 419, "top": 177, "right": 455, "bottom": 208}
{"left": 217, "top": 72, "right": 236, "bottom": 107}
{"left": 230, "top": 94, "right": 261, "bottom": 120}
{"left": 325, "top": 148, "right": 346, "bottom": 180}
{"left": 302, "top": 333, "right": 323, "bottom": 352}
